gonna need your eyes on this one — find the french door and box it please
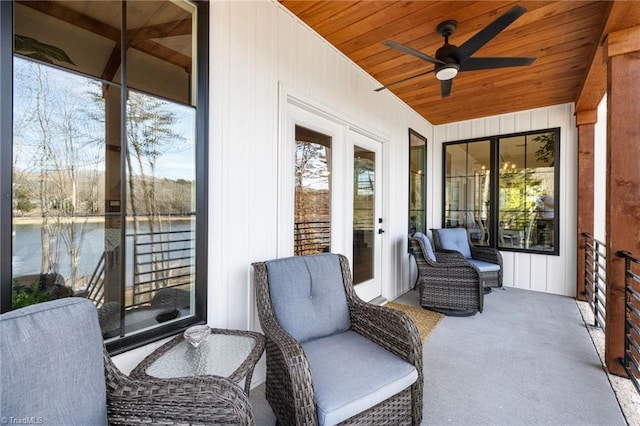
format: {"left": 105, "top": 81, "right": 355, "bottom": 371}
{"left": 349, "top": 130, "right": 383, "bottom": 302}
{"left": 281, "top": 99, "right": 385, "bottom": 302}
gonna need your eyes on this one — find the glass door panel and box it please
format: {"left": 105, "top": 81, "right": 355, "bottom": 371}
{"left": 294, "top": 125, "right": 332, "bottom": 255}
{"left": 353, "top": 146, "right": 375, "bottom": 284}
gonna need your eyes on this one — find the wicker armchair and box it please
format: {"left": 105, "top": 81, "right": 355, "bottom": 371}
{"left": 431, "top": 227, "right": 503, "bottom": 288}
{"left": 252, "top": 253, "right": 423, "bottom": 425}
{"left": 0, "top": 298, "right": 254, "bottom": 425}
{"left": 409, "top": 234, "right": 484, "bottom": 316}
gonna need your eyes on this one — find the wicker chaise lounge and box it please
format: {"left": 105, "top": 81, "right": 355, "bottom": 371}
{"left": 409, "top": 233, "right": 484, "bottom": 316}
{"left": 252, "top": 253, "right": 423, "bottom": 425}
{"left": 1, "top": 298, "right": 255, "bottom": 425}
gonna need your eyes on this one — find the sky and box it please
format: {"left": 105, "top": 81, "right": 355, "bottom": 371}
{"left": 13, "top": 57, "right": 197, "bottom": 183}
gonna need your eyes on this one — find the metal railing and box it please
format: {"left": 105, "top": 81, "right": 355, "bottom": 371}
{"left": 83, "top": 228, "right": 194, "bottom": 309}
{"left": 582, "top": 232, "right": 607, "bottom": 330}
{"left": 294, "top": 220, "right": 330, "bottom": 255}
{"left": 130, "top": 228, "right": 195, "bottom": 307}
{"left": 84, "top": 252, "right": 105, "bottom": 307}
{"left": 616, "top": 250, "right": 640, "bottom": 394}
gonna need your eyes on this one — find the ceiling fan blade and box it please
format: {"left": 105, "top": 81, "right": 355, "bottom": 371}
{"left": 459, "top": 56, "right": 535, "bottom": 71}
{"left": 441, "top": 79, "right": 452, "bottom": 98}
{"left": 455, "top": 5, "right": 527, "bottom": 62}
{"left": 383, "top": 40, "right": 445, "bottom": 65}
{"left": 374, "top": 69, "right": 434, "bottom": 92}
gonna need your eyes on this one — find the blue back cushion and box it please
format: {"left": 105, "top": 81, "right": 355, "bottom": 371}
{"left": 1, "top": 298, "right": 108, "bottom": 425}
{"left": 266, "top": 254, "right": 351, "bottom": 343}
{"left": 414, "top": 232, "right": 436, "bottom": 262}
{"left": 438, "top": 228, "right": 472, "bottom": 259}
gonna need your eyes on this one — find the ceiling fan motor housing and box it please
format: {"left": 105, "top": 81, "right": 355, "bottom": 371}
{"left": 435, "top": 43, "right": 459, "bottom": 80}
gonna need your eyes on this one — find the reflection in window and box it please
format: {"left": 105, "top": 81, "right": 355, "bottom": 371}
{"left": 498, "top": 132, "right": 557, "bottom": 251}
{"left": 120, "top": 90, "right": 196, "bottom": 336}
{"left": 409, "top": 130, "right": 427, "bottom": 235}
{"left": 12, "top": 59, "right": 106, "bottom": 306}
{"left": 353, "top": 146, "right": 375, "bottom": 284}
{"left": 444, "top": 140, "right": 491, "bottom": 246}
{"left": 9, "top": 0, "right": 206, "bottom": 349}
{"left": 443, "top": 129, "right": 559, "bottom": 254}
{"left": 294, "top": 126, "right": 331, "bottom": 256}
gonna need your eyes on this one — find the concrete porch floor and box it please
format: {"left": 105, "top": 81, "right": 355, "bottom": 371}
{"left": 250, "top": 286, "right": 638, "bottom": 425}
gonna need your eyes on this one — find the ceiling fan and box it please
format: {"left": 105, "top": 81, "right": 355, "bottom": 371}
{"left": 375, "top": 5, "right": 536, "bottom": 98}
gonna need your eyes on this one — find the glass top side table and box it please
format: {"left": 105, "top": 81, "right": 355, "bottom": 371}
{"left": 130, "top": 328, "right": 266, "bottom": 395}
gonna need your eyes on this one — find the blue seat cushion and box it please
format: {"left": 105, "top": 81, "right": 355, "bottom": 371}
{"left": 414, "top": 232, "right": 436, "bottom": 262}
{"left": 266, "top": 254, "right": 350, "bottom": 343}
{"left": 467, "top": 258, "right": 501, "bottom": 272}
{"left": 301, "top": 330, "right": 418, "bottom": 426}
{"left": 437, "top": 228, "right": 472, "bottom": 259}
{"left": 1, "top": 298, "right": 108, "bottom": 425}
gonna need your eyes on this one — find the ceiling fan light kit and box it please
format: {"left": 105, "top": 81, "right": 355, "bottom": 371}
{"left": 435, "top": 63, "right": 458, "bottom": 81}
{"left": 377, "top": 5, "right": 536, "bottom": 97}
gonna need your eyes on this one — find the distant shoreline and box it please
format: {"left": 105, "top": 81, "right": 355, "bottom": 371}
{"left": 13, "top": 215, "right": 194, "bottom": 226}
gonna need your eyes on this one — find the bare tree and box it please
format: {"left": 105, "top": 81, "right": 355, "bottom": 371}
{"left": 125, "top": 91, "right": 187, "bottom": 300}
{"left": 13, "top": 59, "right": 103, "bottom": 289}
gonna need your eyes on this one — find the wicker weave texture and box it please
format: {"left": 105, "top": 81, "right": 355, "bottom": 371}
{"left": 104, "top": 349, "right": 255, "bottom": 425}
{"left": 409, "top": 237, "right": 484, "bottom": 314}
{"left": 430, "top": 228, "right": 504, "bottom": 288}
{"left": 252, "top": 254, "right": 423, "bottom": 425}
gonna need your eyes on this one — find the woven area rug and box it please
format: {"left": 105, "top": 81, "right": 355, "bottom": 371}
{"left": 386, "top": 302, "right": 444, "bottom": 343}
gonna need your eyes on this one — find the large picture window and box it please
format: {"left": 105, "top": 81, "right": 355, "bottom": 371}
{"left": 2, "top": 0, "right": 208, "bottom": 352}
{"left": 443, "top": 128, "right": 559, "bottom": 255}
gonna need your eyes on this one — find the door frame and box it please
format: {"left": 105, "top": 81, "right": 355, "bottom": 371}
{"left": 278, "top": 84, "right": 389, "bottom": 301}
{"left": 347, "top": 129, "right": 385, "bottom": 301}
{"left": 278, "top": 102, "right": 347, "bottom": 258}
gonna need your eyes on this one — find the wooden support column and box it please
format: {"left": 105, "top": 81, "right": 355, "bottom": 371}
{"left": 604, "top": 25, "right": 640, "bottom": 377}
{"left": 576, "top": 110, "right": 597, "bottom": 302}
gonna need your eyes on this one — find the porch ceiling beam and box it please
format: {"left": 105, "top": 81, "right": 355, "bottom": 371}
{"left": 18, "top": 1, "right": 191, "bottom": 73}
{"left": 17, "top": 1, "right": 120, "bottom": 40}
{"left": 575, "top": 1, "right": 640, "bottom": 113}
{"left": 128, "top": 19, "right": 192, "bottom": 41}
{"left": 605, "top": 25, "right": 640, "bottom": 57}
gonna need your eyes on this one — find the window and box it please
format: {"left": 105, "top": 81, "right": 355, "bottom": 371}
{"left": 2, "top": 0, "right": 209, "bottom": 352}
{"left": 497, "top": 131, "right": 558, "bottom": 252}
{"left": 443, "top": 139, "right": 491, "bottom": 246}
{"left": 409, "top": 129, "right": 427, "bottom": 235}
{"left": 443, "top": 129, "right": 559, "bottom": 255}
{"left": 294, "top": 125, "right": 332, "bottom": 255}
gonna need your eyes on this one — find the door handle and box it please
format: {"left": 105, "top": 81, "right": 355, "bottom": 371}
{"left": 378, "top": 228, "right": 385, "bottom": 234}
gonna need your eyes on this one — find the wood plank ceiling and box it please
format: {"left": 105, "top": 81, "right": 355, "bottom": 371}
{"left": 280, "top": 1, "right": 623, "bottom": 125}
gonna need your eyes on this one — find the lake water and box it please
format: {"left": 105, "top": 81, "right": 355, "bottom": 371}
{"left": 12, "top": 219, "right": 194, "bottom": 289}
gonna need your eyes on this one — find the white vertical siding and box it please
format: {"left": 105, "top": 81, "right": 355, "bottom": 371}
{"left": 113, "top": 0, "right": 580, "bottom": 381}
{"left": 210, "top": 0, "right": 439, "bottom": 384}
{"left": 434, "top": 103, "right": 578, "bottom": 297}
{"left": 113, "top": 0, "right": 434, "bottom": 376}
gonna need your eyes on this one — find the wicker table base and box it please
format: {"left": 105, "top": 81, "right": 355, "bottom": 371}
{"left": 130, "top": 327, "right": 265, "bottom": 395}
